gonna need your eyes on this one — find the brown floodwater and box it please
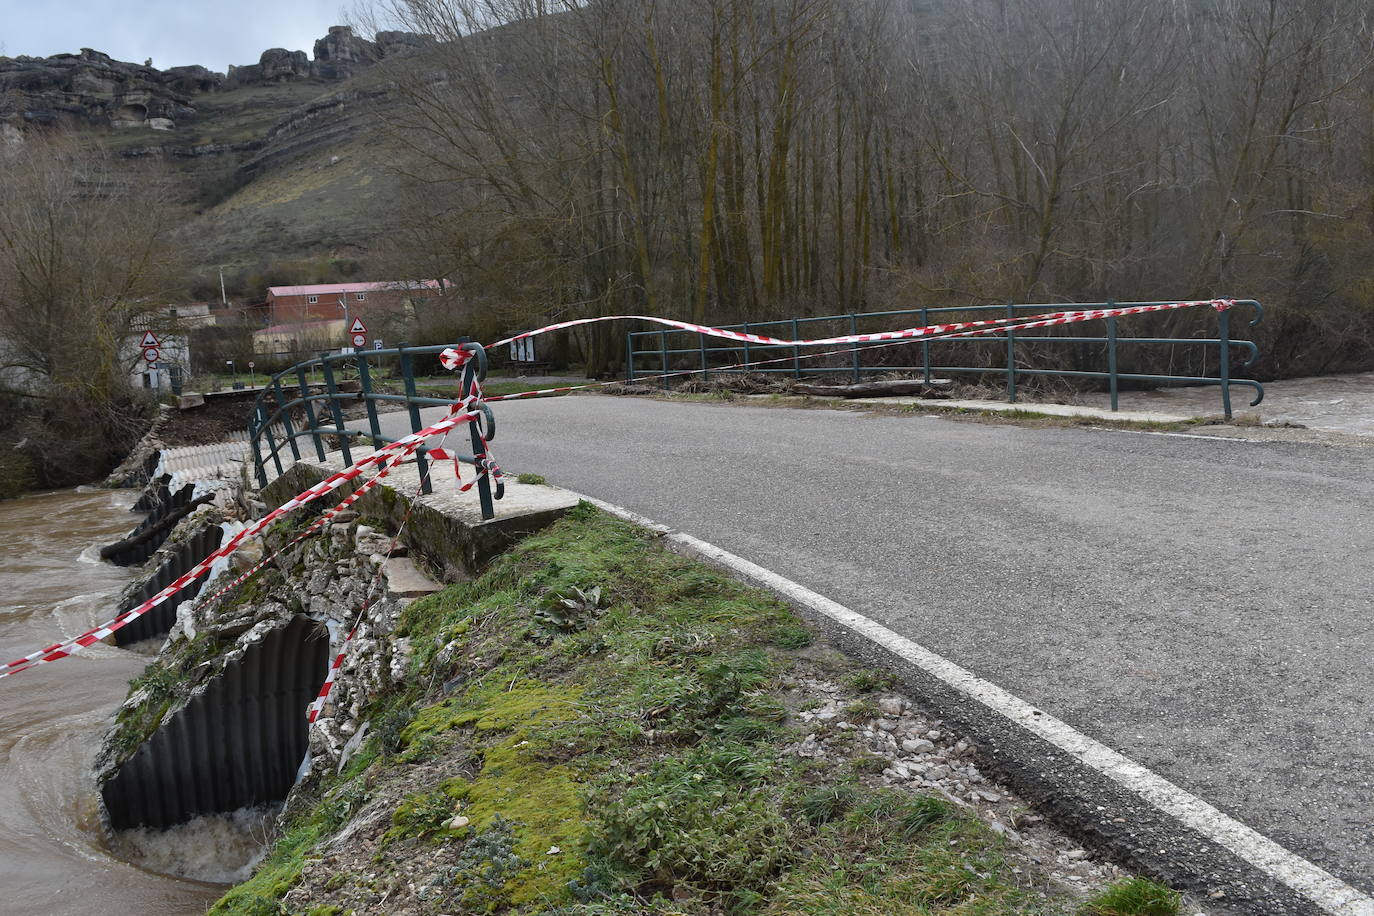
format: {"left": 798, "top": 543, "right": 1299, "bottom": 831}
{"left": 0, "top": 488, "right": 220, "bottom": 916}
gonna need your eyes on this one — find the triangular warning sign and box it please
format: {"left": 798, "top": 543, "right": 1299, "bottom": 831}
{"left": 349, "top": 317, "right": 368, "bottom": 334}
{"left": 139, "top": 330, "right": 160, "bottom": 347}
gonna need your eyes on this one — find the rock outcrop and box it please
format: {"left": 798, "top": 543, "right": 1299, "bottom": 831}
{"left": 0, "top": 48, "right": 199, "bottom": 130}
{"left": 311, "top": 26, "right": 380, "bottom": 80}
{"left": 1, "top": 26, "right": 433, "bottom": 132}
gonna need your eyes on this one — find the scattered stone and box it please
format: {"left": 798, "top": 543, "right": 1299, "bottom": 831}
{"left": 446, "top": 815, "right": 469, "bottom": 830}
{"left": 901, "top": 738, "right": 935, "bottom": 754}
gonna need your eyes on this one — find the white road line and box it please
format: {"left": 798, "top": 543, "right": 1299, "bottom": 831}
{"left": 1086, "top": 426, "right": 1258, "bottom": 442}
{"left": 575, "top": 493, "right": 1374, "bottom": 916}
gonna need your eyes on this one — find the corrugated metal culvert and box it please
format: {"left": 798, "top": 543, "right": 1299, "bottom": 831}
{"left": 113, "top": 524, "right": 225, "bottom": 646}
{"left": 101, "top": 616, "right": 330, "bottom": 830}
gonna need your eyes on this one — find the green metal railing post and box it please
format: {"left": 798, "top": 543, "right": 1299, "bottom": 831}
{"left": 1106, "top": 302, "right": 1119, "bottom": 412}
{"left": 397, "top": 344, "right": 431, "bottom": 495}
{"left": 460, "top": 347, "right": 495, "bottom": 520}
{"left": 699, "top": 332, "right": 709, "bottom": 381}
{"left": 850, "top": 314, "right": 861, "bottom": 382}
{"left": 1218, "top": 306, "right": 1233, "bottom": 420}
{"left": 742, "top": 322, "right": 751, "bottom": 372}
{"left": 271, "top": 378, "right": 302, "bottom": 462}
{"left": 320, "top": 357, "right": 353, "bottom": 467}
{"left": 295, "top": 365, "right": 326, "bottom": 461}
{"left": 660, "top": 329, "right": 670, "bottom": 389}
{"left": 258, "top": 403, "right": 285, "bottom": 477}
{"left": 920, "top": 306, "right": 931, "bottom": 383}
{"left": 356, "top": 352, "right": 383, "bottom": 451}
{"left": 791, "top": 319, "right": 801, "bottom": 378}
{"left": 625, "top": 333, "right": 634, "bottom": 383}
{"left": 249, "top": 413, "right": 269, "bottom": 487}
{"left": 1005, "top": 301, "right": 1017, "bottom": 403}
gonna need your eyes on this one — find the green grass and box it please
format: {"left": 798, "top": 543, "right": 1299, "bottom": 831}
{"left": 1083, "top": 878, "right": 1182, "bottom": 916}
{"left": 212, "top": 505, "right": 1179, "bottom": 914}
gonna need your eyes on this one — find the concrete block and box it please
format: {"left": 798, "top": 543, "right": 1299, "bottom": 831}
{"left": 385, "top": 557, "right": 443, "bottom": 598}
{"left": 177, "top": 393, "right": 206, "bottom": 410}
{"left": 260, "top": 457, "right": 581, "bottom": 579}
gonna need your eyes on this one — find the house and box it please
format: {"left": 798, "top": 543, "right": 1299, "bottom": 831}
{"left": 264, "top": 280, "right": 448, "bottom": 327}
{"left": 252, "top": 319, "right": 346, "bottom": 357}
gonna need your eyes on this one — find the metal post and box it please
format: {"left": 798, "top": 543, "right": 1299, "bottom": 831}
{"left": 660, "top": 329, "right": 669, "bottom": 389}
{"left": 791, "top": 319, "right": 801, "bottom": 379}
{"left": 272, "top": 378, "right": 301, "bottom": 461}
{"left": 625, "top": 333, "right": 634, "bottom": 383}
{"left": 1005, "top": 301, "right": 1017, "bottom": 403}
{"left": 296, "top": 365, "right": 326, "bottom": 461}
{"left": 320, "top": 357, "right": 353, "bottom": 467}
{"left": 249, "top": 413, "right": 268, "bottom": 488}
{"left": 356, "top": 352, "right": 383, "bottom": 451}
{"left": 920, "top": 306, "right": 931, "bottom": 383}
{"left": 258, "top": 404, "right": 285, "bottom": 477}
{"left": 1106, "top": 303, "right": 1119, "bottom": 413}
{"left": 742, "top": 322, "right": 751, "bottom": 374}
{"left": 461, "top": 348, "right": 495, "bottom": 520}
{"left": 398, "top": 344, "right": 430, "bottom": 495}
{"left": 1218, "top": 306, "right": 1233, "bottom": 420}
{"left": 849, "top": 314, "right": 861, "bottom": 382}
{"left": 699, "top": 331, "right": 709, "bottom": 381}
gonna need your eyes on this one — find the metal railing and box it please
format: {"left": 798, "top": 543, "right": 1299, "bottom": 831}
{"left": 626, "top": 299, "right": 1265, "bottom": 419}
{"left": 247, "top": 342, "right": 501, "bottom": 519}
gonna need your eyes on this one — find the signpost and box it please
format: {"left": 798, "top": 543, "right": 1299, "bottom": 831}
{"left": 374, "top": 339, "right": 383, "bottom": 351}
{"left": 141, "top": 331, "right": 161, "bottom": 388}
{"left": 348, "top": 317, "right": 369, "bottom": 353}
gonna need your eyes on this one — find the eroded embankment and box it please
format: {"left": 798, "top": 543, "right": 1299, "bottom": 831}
{"left": 198, "top": 504, "right": 1178, "bottom": 916}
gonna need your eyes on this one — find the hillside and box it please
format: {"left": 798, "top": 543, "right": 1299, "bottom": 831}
{"left": 0, "top": 27, "right": 417, "bottom": 287}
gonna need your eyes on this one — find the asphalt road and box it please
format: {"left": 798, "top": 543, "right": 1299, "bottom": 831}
{"left": 389, "top": 396, "right": 1374, "bottom": 893}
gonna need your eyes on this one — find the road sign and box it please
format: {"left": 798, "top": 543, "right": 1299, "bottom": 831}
{"left": 139, "top": 330, "right": 160, "bottom": 348}
{"left": 352, "top": 333, "right": 367, "bottom": 348}
{"left": 142, "top": 347, "right": 160, "bottom": 363}
{"left": 348, "top": 317, "right": 368, "bottom": 335}
{"left": 373, "top": 339, "right": 383, "bottom": 351}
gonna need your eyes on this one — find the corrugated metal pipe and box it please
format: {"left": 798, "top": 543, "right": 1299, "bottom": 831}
{"left": 112, "top": 525, "right": 226, "bottom": 646}
{"left": 101, "top": 616, "right": 329, "bottom": 830}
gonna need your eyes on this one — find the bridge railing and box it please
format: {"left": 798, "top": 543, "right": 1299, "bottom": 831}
{"left": 626, "top": 299, "right": 1264, "bottom": 419}
{"left": 246, "top": 342, "right": 499, "bottom": 519}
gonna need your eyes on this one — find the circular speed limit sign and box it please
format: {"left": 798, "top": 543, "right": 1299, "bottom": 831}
{"left": 352, "top": 333, "right": 367, "bottom": 348}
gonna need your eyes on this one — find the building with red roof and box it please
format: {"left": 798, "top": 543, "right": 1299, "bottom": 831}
{"left": 264, "top": 280, "right": 448, "bottom": 327}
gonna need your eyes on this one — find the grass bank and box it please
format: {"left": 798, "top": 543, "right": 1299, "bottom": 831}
{"left": 212, "top": 505, "right": 1181, "bottom": 915}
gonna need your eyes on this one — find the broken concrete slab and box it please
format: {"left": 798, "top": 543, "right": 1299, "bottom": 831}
{"left": 384, "top": 557, "right": 442, "bottom": 598}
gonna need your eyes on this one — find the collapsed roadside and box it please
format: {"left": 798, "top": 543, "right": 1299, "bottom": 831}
{"left": 202, "top": 503, "right": 1189, "bottom": 916}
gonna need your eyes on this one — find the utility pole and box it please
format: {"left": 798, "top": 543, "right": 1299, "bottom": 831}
{"left": 338, "top": 294, "right": 350, "bottom": 352}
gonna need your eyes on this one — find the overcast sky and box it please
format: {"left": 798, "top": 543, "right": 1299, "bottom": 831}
{"left": 0, "top": 0, "right": 362, "bottom": 72}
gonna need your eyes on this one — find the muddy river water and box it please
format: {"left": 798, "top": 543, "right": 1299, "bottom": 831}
{"left": 0, "top": 488, "right": 219, "bottom": 915}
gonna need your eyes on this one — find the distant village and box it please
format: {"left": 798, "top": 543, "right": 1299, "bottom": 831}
{"left": 131, "top": 279, "right": 451, "bottom": 389}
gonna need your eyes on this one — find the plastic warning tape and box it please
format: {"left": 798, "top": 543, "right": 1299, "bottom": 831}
{"left": 0, "top": 410, "right": 480, "bottom": 679}
{"left": 491, "top": 299, "right": 1235, "bottom": 350}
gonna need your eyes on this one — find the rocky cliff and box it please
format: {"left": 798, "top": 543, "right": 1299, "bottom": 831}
{"left": 0, "top": 26, "right": 430, "bottom": 133}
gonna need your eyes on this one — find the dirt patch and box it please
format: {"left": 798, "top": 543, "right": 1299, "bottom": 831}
{"left": 162, "top": 397, "right": 257, "bottom": 447}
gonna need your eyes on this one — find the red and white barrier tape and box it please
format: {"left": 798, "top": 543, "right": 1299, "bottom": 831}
{"left": 0, "top": 410, "right": 480, "bottom": 680}
{"left": 490, "top": 299, "right": 1236, "bottom": 350}
{"left": 4, "top": 300, "right": 1229, "bottom": 683}
{"left": 306, "top": 403, "right": 469, "bottom": 724}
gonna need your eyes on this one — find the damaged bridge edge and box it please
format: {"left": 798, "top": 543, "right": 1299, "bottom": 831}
{"left": 571, "top": 495, "right": 1374, "bottom": 916}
